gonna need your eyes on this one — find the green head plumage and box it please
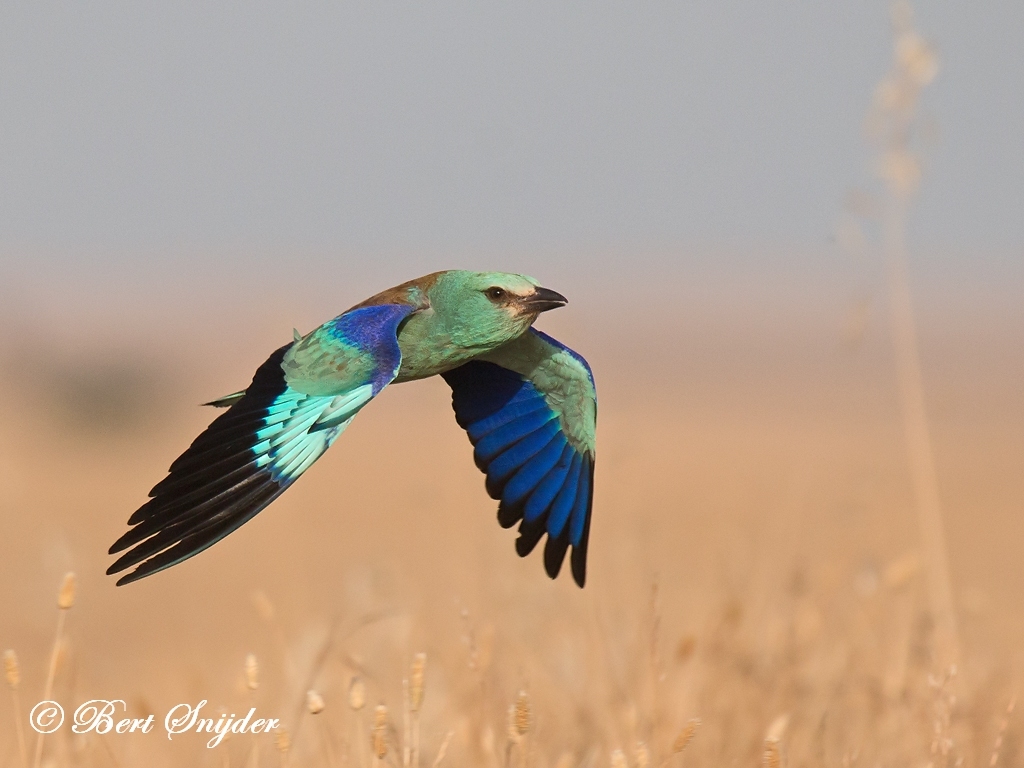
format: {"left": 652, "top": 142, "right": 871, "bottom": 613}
{"left": 427, "top": 270, "right": 568, "bottom": 351}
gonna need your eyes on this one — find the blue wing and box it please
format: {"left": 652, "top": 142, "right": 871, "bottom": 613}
{"left": 442, "top": 329, "right": 597, "bottom": 587}
{"left": 108, "top": 304, "right": 415, "bottom": 585}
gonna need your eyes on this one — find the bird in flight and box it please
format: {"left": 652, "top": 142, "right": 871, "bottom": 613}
{"left": 108, "top": 271, "right": 597, "bottom": 587}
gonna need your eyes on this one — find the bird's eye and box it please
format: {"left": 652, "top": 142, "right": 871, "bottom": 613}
{"left": 486, "top": 287, "right": 507, "bottom": 301}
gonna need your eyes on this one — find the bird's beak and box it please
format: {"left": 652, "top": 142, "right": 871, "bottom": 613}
{"left": 519, "top": 286, "right": 568, "bottom": 314}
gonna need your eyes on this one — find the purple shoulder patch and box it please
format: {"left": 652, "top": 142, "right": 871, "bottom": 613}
{"left": 328, "top": 304, "right": 416, "bottom": 392}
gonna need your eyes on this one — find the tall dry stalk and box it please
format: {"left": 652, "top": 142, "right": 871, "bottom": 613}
{"left": 349, "top": 677, "right": 367, "bottom": 768}
{"left": 763, "top": 714, "right": 789, "bottom": 768}
{"left": 513, "top": 691, "right": 531, "bottom": 768}
{"left": 868, "top": 0, "right": 959, "bottom": 669}
{"left": 431, "top": 731, "right": 455, "bottom": 768}
{"left": 409, "top": 653, "right": 426, "bottom": 768}
{"left": 647, "top": 582, "right": 662, "bottom": 751}
{"left": 667, "top": 718, "right": 700, "bottom": 765}
{"left": 989, "top": 696, "right": 1015, "bottom": 767}
{"left": 4, "top": 650, "right": 28, "bottom": 768}
{"left": 275, "top": 728, "right": 291, "bottom": 768}
{"left": 33, "top": 572, "right": 75, "bottom": 768}
{"left": 307, "top": 689, "right": 339, "bottom": 768}
{"left": 372, "top": 704, "right": 389, "bottom": 768}
{"left": 246, "top": 654, "right": 260, "bottom": 768}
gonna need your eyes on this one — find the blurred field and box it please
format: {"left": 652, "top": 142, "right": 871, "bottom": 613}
{"left": 1, "top": 282, "right": 1023, "bottom": 767}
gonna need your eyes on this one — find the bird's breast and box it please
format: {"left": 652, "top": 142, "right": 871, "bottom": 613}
{"left": 392, "top": 313, "right": 477, "bottom": 383}
{"left": 393, "top": 334, "right": 473, "bottom": 382}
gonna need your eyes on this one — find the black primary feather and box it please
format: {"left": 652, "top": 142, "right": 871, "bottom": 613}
{"left": 108, "top": 344, "right": 292, "bottom": 585}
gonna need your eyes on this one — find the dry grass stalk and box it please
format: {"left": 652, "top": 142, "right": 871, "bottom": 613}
{"left": 275, "top": 727, "right": 291, "bottom": 768}
{"left": 763, "top": 715, "right": 789, "bottom": 768}
{"left": 870, "top": 0, "right": 959, "bottom": 671}
{"left": 634, "top": 741, "right": 650, "bottom": 768}
{"left": 350, "top": 677, "right": 367, "bottom": 768}
{"left": 57, "top": 572, "right": 76, "bottom": 610}
{"left": 610, "top": 749, "right": 627, "bottom": 768}
{"left": 251, "top": 590, "right": 275, "bottom": 622}
{"left": 33, "top": 571, "right": 76, "bottom": 768}
{"left": 671, "top": 719, "right": 700, "bottom": 754}
{"left": 674, "top": 636, "right": 695, "bottom": 665}
{"left": 648, "top": 582, "right": 663, "bottom": 745}
{"left": 410, "top": 653, "right": 426, "bottom": 768}
{"left": 410, "top": 653, "right": 426, "bottom": 712}
{"left": 431, "top": 730, "right": 454, "bottom": 768}
{"left": 928, "top": 666, "right": 957, "bottom": 766}
{"left": 883, "top": 552, "right": 921, "bottom": 591}
{"left": 3, "top": 649, "right": 20, "bottom": 689}
{"left": 5, "top": 649, "right": 28, "bottom": 768}
{"left": 350, "top": 677, "right": 366, "bottom": 711}
{"left": 243, "top": 653, "right": 260, "bottom": 768}
{"left": 514, "top": 691, "right": 531, "bottom": 737}
{"left": 989, "top": 695, "right": 1015, "bottom": 767}
{"left": 765, "top": 714, "right": 789, "bottom": 744}
{"left": 505, "top": 691, "right": 532, "bottom": 768}
{"left": 372, "top": 704, "right": 389, "bottom": 764}
{"left": 245, "top": 653, "right": 259, "bottom": 691}
{"left": 403, "top": 678, "right": 411, "bottom": 768}
{"left": 307, "top": 689, "right": 325, "bottom": 715}
{"left": 307, "top": 690, "right": 340, "bottom": 768}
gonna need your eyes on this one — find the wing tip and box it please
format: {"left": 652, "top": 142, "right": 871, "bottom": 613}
{"left": 543, "top": 533, "right": 570, "bottom": 580}
{"left": 570, "top": 542, "right": 587, "bottom": 588}
{"left": 112, "top": 566, "right": 150, "bottom": 587}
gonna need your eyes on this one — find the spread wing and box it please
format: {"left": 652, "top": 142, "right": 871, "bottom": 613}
{"left": 107, "top": 304, "right": 416, "bottom": 585}
{"left": 442, "top": 329, "right": 597, "bottom": 587}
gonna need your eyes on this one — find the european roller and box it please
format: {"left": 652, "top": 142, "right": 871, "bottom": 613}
{"left": 107, "top": 271, "right": 597, "bottom": 587}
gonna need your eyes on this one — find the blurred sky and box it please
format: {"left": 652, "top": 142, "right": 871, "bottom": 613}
{"left": 0, "top": 1, "right": 1021, "bottom": 317}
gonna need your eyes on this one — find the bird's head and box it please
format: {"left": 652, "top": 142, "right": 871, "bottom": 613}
{"left": 430, "top": 271, "right": 568, "bottom": 350}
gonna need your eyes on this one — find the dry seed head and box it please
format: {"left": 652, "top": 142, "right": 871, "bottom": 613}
{"left": 306, "top": 689, "right": 325, "bottom": 715}
{"left": 878, "top": 149, "right": 921, "bottom": 196}
{"left": 349, "top": 677, "right": 366, "bottom": 711}
{"left": 675, "top": 635, "right": 696, "bottom": 664}
{"left": 514, "top": 691, "right": 531, "bottom": 736}
{"left": 251, "top": 590, "right": 275, "bottom": 622}
{"left": 275, "top": 728, "right": 291, "bottom": 754}
{"left": 883, "top": 552, "right": 921, "bottom": 590}
{"left": 3, "top": 649, "right": 19, "bottom": 689}
{"left": 610, "top": 749, "right": 627, "bottom": 768}
{"left": 895, "top": 31, "right": 938, "bottom": 86}
{"left": 765, "top": 714, "right": 790, "bottom": 743}
{"left": 410, "top": 652, "right": 426, "bottom": 712}
{"left": 672, "top": 719, "right": 701, "bottom": 753}
{"left": 873, "top": 77, "right": 908, "bottom": 113}
{"left": 372, "top": 705, "right": 388, "bottom": 759}
{"left": 989, "top": 696, "right": 1016, "bottom": 767}
{"left": 57, "top": 572, "right": 77, "bottom": 610}
{"left": 244, "top": 654, "right": 259, "bottom": 691}
{"left": 634, "top": 741, "right": 650, "bottom": 768}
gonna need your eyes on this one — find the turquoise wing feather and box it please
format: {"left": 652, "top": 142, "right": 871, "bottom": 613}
{"left": 442, "top": 329, "right": 597, "bottom": 587}
{"left": 107, "top": 304, "right": 416, "bottom": 585}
